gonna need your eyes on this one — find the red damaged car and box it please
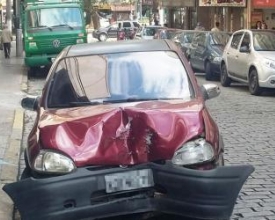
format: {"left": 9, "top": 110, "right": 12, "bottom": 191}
{"left": 3, "top": 40, "right": 254, "bottom": 220}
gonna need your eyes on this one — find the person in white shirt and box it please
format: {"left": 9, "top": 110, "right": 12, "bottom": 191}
{"left": 211, "top": 22, "right": 221, "bottom": 32}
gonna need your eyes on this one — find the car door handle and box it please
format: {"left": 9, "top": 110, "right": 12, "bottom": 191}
{"left": 227, "top": 52, "right": 230, "bottom": 55}
{"left": 235, "top": 55, "right": 238, "bottom": 58}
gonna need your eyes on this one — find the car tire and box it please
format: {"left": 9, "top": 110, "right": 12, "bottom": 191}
{"left": 220, "top": 63, "right": 231, "bottom": 87}
{"left": 20, "top": 150, "right": 31, "bottom": 180}
{"left": 205, "top": 61, "right": 213, "bottom": 81}
{"left": 249, "top": 69, "right": 262, "bottom": 96}
{"left": 98, "top": 33, "right": 107, "bottom": 42}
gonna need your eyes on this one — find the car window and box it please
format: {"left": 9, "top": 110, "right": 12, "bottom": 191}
{"left": 123, "top": 22, "right": 131, "bottom": 28}
{"left": 192, "top": 33, "right": 206, "bottom": 46}
{"left": 47, "top": 51, "right": 193, "bottom": 108}
{"left": 183, "top": 33, "right": 195, "bottom": 43}
{"left": 230, "top": 33, "right": 243, "bottom": 49}
{"left": 143, "top": 27, "right": 157, "bottom": 36}
{"left": 210, "top": 32, "right": 231, "bottom": 46}
{"left": 253, "top": 31, "right": 275, "bottom": 51}
{"left": 133, "top": 22, "right": 140, "bottom": 28}
{"left": 240, "top": 33, "right": 250, "bottom": 48}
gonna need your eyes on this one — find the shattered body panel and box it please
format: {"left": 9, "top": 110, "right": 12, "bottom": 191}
{"left": 3, "top": 162, "right": 254, "bottom": 220}
{"left": 30, "top": 100, "right": 210, "bottom": 166}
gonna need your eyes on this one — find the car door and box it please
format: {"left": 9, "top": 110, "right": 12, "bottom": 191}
{"left": 189, "top": 32, "right": 207, "bottom": 72}
{"left": 225, "top": 32, "right": 244, "bottom": 76}
{"left": 234, "top": 32, "right": 251, "bottom": 80}
{"left": 108, "top": 23, "right": 119, "bottom": 38}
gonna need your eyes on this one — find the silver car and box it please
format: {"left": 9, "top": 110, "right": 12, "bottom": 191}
{"left": 220, "top": 29, "right": 275, "bottom": 95}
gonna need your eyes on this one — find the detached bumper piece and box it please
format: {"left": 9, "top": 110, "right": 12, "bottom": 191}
{"left": 3, "top": 161, "right": 254, "bottom": 220}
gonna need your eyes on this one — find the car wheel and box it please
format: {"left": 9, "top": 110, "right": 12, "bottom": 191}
{"left": 249, "top": 69, "right": 262, "bottom": 95}
{"left": 20, "top": 150, "right": 31, "bottom": 180}
{"left": 220, "top": 63, "right": 231, "bottom": 87}
{"left": 98, "top": 33, "right": 107, "bottom": 42}
{"left": 205, "top": 61, "right": 213, "bottom": 81}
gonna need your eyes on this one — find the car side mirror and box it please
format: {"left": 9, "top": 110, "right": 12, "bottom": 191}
{"left": 200, "top": 84, "right": 220, "bottom": 100}
{"left": 240, "top": 45, "right": 250, "bottom": 53}
{"left": 21, "top": 96, "right": 40, "bottom": 111}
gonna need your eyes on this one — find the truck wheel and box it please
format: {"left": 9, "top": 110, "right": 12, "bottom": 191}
{"left": 28, "top": 67, "right": 36, "bottom": 79}
{"left": 98, "top": 33, "right": 107, "bottom": 42}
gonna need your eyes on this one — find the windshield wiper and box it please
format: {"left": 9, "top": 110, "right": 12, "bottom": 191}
{"left": 69, "top": 101, "right": 103, "bottom": 107}
{"left": 104, "top": 98, "right": 181, "bottom": 103}
{"left": 37, "top": 25, "right": 52, "bottom": 31}
{"left": 51, "top": 24, "right": 74, "bottom": 30}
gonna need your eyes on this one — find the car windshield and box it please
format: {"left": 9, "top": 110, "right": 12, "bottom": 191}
{"left": 27, "top": 7, "right": 82, "bottom": 30}
{"left": 253, "top": 31, "right": 275, "bottom": 51}
{"left": 166, "top": 30, "right": 181, "bottom": 39}
{"left": 210, "top": 32, "right": 231, "bottom": 45}
{"left": 47, "top": 51, "right": 193, "bottom": 108}
{"left": 143, "top": 27, "right": 160, "bottom": 36}
{"left": 174, "top": 32, "right": 195, "bottom": 43}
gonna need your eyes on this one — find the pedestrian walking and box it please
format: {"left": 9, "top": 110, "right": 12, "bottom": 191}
{"left": 211, "top": 21, "right": 221, "bottom": 32}
{"left": 0, "top": 24, "right": 13, "bottom": 59}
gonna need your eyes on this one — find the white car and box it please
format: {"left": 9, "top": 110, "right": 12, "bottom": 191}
{"left": 136, "top": 25, "right": 166, "bottom": 40}
{"left": 220, "top": 29, "right": 275, "bottom": 95}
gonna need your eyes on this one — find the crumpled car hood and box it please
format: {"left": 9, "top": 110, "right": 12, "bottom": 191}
{"left": 38, "top": 100, "right": 205, "bottom": 166}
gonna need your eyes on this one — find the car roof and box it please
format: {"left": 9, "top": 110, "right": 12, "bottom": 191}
{"left": 66, "top": 40, "right": 172, "bottom": 57}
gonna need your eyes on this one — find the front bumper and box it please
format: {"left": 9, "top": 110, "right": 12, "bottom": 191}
{"left": 3, "top": 161, "right": 254, "bottom": 220}
{"left": 25, "top": 54, "right": 55, "bottom": 67}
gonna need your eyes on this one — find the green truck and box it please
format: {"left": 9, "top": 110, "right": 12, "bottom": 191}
{"left": 21, "top": 0, "right": 87, "bottom": 76}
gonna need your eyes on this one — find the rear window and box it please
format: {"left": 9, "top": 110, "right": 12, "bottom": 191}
{"left": 123, "top": 22, "right": 131, "bottom": 28}
{"left": 133, "top": 22, "right": 140, "bottom": 28}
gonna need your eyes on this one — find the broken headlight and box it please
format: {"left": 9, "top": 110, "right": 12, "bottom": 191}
{"left": 172, "top": 138, "right": 214, "bottom": 166}
{"left": 34, "top": 150, "right": 76, "bottom": 174}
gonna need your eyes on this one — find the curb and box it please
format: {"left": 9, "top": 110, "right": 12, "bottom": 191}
{"left": 0, "top": 109, "right": 24, "bottom": 220}
{"left": 0, "top": 72, "right": 27, "bottom": 220}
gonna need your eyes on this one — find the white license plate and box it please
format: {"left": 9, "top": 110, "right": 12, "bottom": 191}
{"left": 105, "top": 169, "right": 154, "bottom": 193}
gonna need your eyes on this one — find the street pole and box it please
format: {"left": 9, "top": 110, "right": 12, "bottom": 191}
{"left": 15, "top": 0, "right": 23, "bottom": 57}
{"left": 6, "top": 0, "right": 12, "bottom": 31}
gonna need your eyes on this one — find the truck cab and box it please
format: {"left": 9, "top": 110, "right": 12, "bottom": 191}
{"left": 21, "top": 0, "right": 87, "bottom": 77}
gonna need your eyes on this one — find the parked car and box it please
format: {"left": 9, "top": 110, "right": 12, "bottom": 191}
{"left": 172, "top": 30, "right": 199, "bottom": 57}
{"left": 136, "top": 25, "right": 166, "bottom": 40}
{"left": 3, "top": 40, "right": 254, "bottom": 220}
{"left": 92, "top": 20, "right": 140, "bottom": 41}
{"left": 186, "top": 31, "right": 231, "bottom": 80}
{"left": 221, "top": 29, "right": 275, "bottom": 95}
{"left": 153, "top": 28, "right": 182, "bottom": 39}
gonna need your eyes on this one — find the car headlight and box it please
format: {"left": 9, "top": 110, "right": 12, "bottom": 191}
{"left": 213, "top": 56, "right": 222, "bottom": 62}
{"left": 262, "top": 58, "right": 275, "bottom": 69}
{"left": 76, "top": 38, "right": 84, "bottom": 44}
{"left": 34, "top": 151, "right": 76, "bottom": 174}
{"left": 172, "top": 138, "right": 214, "bottom": 166}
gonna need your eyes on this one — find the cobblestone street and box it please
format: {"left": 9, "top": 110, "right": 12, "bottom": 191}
{"left": 17, "top": 72, "right": 275, "bottom": 220}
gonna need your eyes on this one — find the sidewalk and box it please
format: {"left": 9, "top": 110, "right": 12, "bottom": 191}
{"left": 0, "top": 41, "right": 27, "bottom": 220}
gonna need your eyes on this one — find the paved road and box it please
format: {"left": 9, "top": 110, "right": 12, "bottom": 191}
{"left": 17, "top": 69, "right": 275, "bottom": 220}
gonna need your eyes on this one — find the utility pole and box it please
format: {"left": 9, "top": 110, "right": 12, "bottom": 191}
{"left": 6, "top": 0, "right": 12, "bottom": 31}
{"left": 15, "top": 0, "right": 23, "bottom": 57}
